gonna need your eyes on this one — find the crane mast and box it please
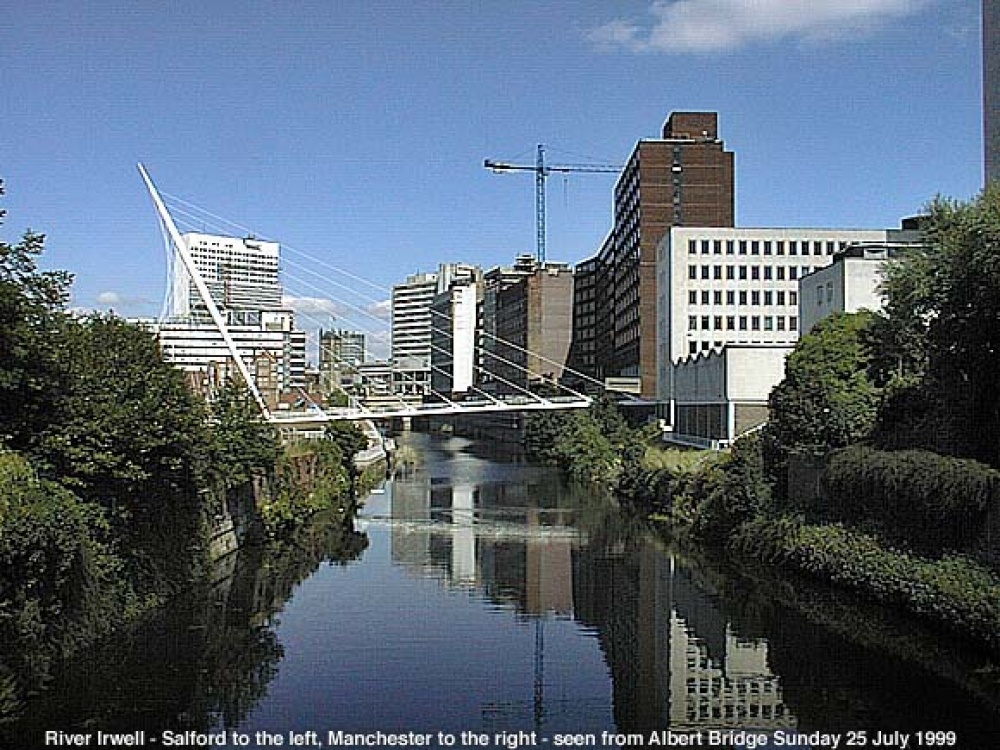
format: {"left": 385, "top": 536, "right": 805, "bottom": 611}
{"left": 485, "top": 145, "right": 620, "bottom": 263}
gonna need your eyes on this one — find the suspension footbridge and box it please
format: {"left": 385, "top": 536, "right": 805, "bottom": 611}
{"left": 138, "top": 165, "right": 632, "bottom": 426}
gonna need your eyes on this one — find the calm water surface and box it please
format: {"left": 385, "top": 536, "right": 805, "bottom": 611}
{"left": 7, "top": 433, "right": 1000, "bottom": 748}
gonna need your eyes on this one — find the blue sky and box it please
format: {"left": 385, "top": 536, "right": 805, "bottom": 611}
{"left": 0, "top": 0, "right": 985, "bottom": 348}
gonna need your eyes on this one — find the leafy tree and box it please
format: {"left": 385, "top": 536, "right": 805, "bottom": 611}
{"left": 0, "top": 181, "right": 73, "bottom": 449}
{"left": 206, "top": 382, "right": 278, "bottom": 493}
{"left": 31, "top": 315, "right": 212, "bottom": 594}
{"left": 324, "top": 422, "right": 367, "bottom": 489}
{"left": 867, "top": 189, "right": 1000, "bottom": 466}
{"left": 765, "top": 312, "right": 880, "bottom": 490}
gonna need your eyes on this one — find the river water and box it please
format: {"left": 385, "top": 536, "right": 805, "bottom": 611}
{"left": 6, "top": 433, "right": 1000, "bottom": 749}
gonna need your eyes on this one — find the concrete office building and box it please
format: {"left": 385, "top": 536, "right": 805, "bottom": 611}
{"left": 669, "top": 344, "right": 794, "bottom": 448}
{"left": 987, "top": 0, "right": 1000, "bottom": 184}
{"left": 493, "top": 260, "right": 575, "bottom": 392}
{"left": 478, "top": 256, "right": 538, "bottom": 394}
{"left": 391, "top": 271, "right": 438, "bottom": 399}
{"left": 656, "top": 226, "right": 902, "bottom": 404}
{"left": 430, "top": 275, "right": 480, "bottom": 398}
{"left": 156, "top": 232, "right": 307, "bottom": 399}
{"left": 798, "top": 240, "right": 919, "bottom": 335}
{"left": 171, "top": 232, "right": 282, "bottom": 318}
{"left": 589, "top": 112, "right": 735, "bottom": 397}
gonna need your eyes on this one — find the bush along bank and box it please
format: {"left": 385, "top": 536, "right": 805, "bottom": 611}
{"left": 633, "top": 436, "right": 1000, "bottom": 655}
{"left": 524, "top": 403, "right": 1000, "bottom": 656}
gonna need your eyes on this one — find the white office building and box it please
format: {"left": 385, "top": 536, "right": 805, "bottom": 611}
{"left": 799, "top": 242, "right": 919, "bottom": 335}
{"left": 157, "top": 232, "right": 306, "bottom": 398}
{"left": 430, "top": 277, "right": 479, "bottom": 397}
{"left": 391, "top": 271, "right": 439, "bottom": 398}
{"left": 171, "top": 232, "right": 282, "bottom": 318}
{"left": 656, "top": 226, "right": 903, "bottom": 403}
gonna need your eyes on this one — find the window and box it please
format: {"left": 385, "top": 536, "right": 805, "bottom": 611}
{"left": 790, "top": 316, "right": 798, "bottom": 331}
{"left": 739, "top": 266, "right": 748, "bottom": 280}
{"left": 701, "top": 316, "right": 710, "bottom": 330}
{"left": 726, "top": 316, "right": 735, "bottom": 330}
{"left": 826, "top": 281, "right": 834, "bottom": 303}
{"left": 751, "top": 266, "right": 760, "bottom": 280}
{"left": 764, "top": 291, "right": 773, "bottom": 305}
{"left": 714, "top": 316, "right": 722, "bottom": 330}
{"left": 726, "top": 265, "right": 735, "bottom": 280}
{"left": 689, "top": 266, "right": 697, "bottom": 280}
{"left": 816, "top": 285, "right": 824, "bottom": 305}
{"left": 714, "top": 240, "right": 723, "bottom": 255}
{"left": 764, "top": 316, "right": 774, "bottom": 331}
{"left": 777, "top": 266, "right": 786, "bottom": 281}
{"left": 701, "top": 265, "right": 710, "bottom": 279}
{"left": 713, "top": 290, "right": 722, "bottom": 305}
{"left": 777, "top": 291, "right": 786, "bottom": 305}
{"left": 814, "top": 241, "right": 824, "bottom": 256}
{"left": 751, "top": 316, "right": 761, "bottom": 331}
{"left": 777, "top": 317, "right": 786, "bottom": 331}
{"left": 790, "top": 291, "right": 797, "bottom": 305}
{"left": 689, "top": 290, "right": 698, "bottom": 304}
{"left": 726, "top": 290, "right": 735, "bottom": 305}
{"left": 700, "top": 239, "right": 710, "bottom": 254}
{"left": 751, "top": 241, "right": 760, "bottom": 255}
{"left": 752, "top": 291, "right": 760, "bottom": 305}
{"left": 688, "top": 239, "right": 698, "bottom": 255}
{"left": 764, "top": 241, "right": 773, "bottom": 255}
{"left": 789, "top": 240, "right": 798, "bottom": 256}
{"left": 726, "top": 240, "right": 735, "bottom": 255}
{"left": 739, "top": 290, "right": 748, "bottom": 305}
{"left": 763, "top": 266, "right": 773, "bottom": 280}
{"left": 789, "top": 267, "right": 799, "bottom": 280}
{"left": 714, "top": 265, "right": 723, "bottom": 280}
{"left": 702, "top": 290, "right": 710, "bottom": 304}
{"left": 776, "top": 241, "right": 785, "bottom": 255}
{"left": 827, "top": 241, "right": 836, "bottom": 255}
{"left": 802, "top": 265, "right": 811, "bottom": 276}
{"left": 688, "top": 316, "right": 697, "bottom": 330}
{"left": 739, "top": 240, "right": 748, "bottom": 255}
{"left": 689, "top": 342, "right": 698, "bottom": 354}
{"left": 739, "top": 316, "right": 748, "bottom": 330}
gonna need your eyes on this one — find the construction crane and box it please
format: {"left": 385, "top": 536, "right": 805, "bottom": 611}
{"left": 484, "top": 145, "right": 620, "bottom": 263}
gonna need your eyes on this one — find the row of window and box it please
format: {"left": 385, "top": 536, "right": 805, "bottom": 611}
{"left": 687, "top": 237, "right": 848, "bottom": 257}
{"left": 688, "top": 315, "right": 799, "bottom": 333}
{"left": 689, "top": 289, "right": 799, "bottom": 307}
{"left": 688, "top": 264, "right": 812, "bottom": 281}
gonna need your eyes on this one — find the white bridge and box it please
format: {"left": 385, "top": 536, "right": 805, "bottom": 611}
{"left": 138, "top": 164, "right": 624, "bottom": 426}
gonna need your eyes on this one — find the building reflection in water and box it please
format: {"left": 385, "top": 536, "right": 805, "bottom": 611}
{"left": 386, "top": 448, "right": 796, "bottom": 734}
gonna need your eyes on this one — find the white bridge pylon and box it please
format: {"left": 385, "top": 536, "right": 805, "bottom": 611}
{"left": 140, "top": 164, "right": 596, "bottom": 424}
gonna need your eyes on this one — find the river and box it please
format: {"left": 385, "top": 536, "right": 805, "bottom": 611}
{"left": 5, "top": 433, "right": 1000, "bottom": 749}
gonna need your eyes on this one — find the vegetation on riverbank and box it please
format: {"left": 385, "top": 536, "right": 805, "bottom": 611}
{"left": 526, "top": 189, "right": 1000, "bottom": 654}
{"left": 0, "top": 182, "right": 365, "bottom": 718}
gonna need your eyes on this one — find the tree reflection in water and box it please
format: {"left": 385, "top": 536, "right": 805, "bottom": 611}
{"left": 1, "top": 509, "right": 367, "bottom": 742}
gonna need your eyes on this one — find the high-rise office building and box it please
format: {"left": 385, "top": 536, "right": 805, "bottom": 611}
{"left": 986, "top": 0, "right": 1000, "bottom": 184}
{"left": 391, "top": 271, "right": 439, "bottom": 398}
{"left": 170, "top": 232, "right": 282, "bottom": 319}
{"left": 155, "top": 231, "right": 306, "bottom": 400}
{"left": 593, "top": 112, "right": 735, "bottom": 397}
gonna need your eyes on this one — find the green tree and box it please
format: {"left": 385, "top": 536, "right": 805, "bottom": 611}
{"left": 0, "top": 180, "right": 73, "bottom": 449}
{"left": 866, "top": 189, "right": 1000, "bottom": 466}
{"left": 765, "top": 312, "right": 880, "bottom": 488}
{"left": 32, "top": 315, "right": 212, "bottom": 594}
{"left": 206, "top": 382, "right": 278, "bottom": 493}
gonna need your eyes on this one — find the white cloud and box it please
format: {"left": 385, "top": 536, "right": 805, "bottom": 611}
{"left": 366, "top": 298, "right": 392, "bottom": 322}
{"left": 94, "top": 290, "right": 153, "bottom": 313}
{"left": 586, "top": 0, "right": 932, "bottom": 54}
{"left": 282, "top": 294, "right": 346, "bottom": 319}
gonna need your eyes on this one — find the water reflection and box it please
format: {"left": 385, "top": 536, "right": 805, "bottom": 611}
{"left": 374, "top": 433, "right": 796, "bottom": 735}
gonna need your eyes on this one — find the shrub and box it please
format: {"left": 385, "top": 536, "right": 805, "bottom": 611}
{"left": 822, "top": 445, "right": 999, "bottom": 553}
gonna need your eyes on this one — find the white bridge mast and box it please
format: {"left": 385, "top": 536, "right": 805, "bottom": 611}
{"left": 138, "top": 163, "right": 271, "bottom": 418}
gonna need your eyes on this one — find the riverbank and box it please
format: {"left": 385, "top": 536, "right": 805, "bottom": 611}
{"left": 523, "top": 404, "right": 1000, "bottom": 658}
